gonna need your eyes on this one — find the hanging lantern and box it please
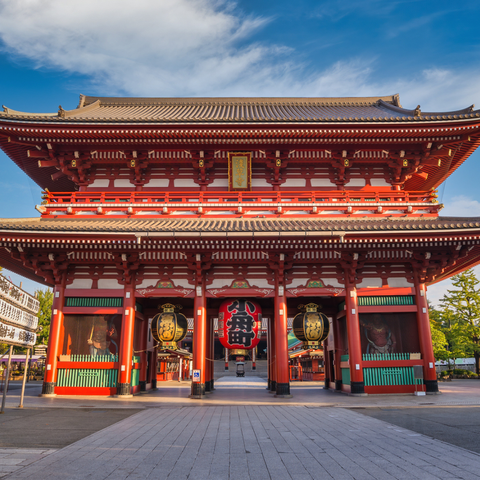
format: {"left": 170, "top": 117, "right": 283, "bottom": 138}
{"left": 218, "top": 298, "right": 262, "bottom": 350}
{"left": 292, "top": 303, "right": 329, "bottom": 349}
{"left": 151, "top": 303, "right": 188, "bottom": 350}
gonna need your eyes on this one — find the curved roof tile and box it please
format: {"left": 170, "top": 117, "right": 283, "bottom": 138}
{"left": 1, "top": 216, "right": 480, "bottom": 234}
{"left": 2, "top": 94, "right": 479, "bottom": 124}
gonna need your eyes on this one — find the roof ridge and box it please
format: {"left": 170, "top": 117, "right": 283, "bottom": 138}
{"left": 82, "top": 95, "right": 400, "bottom": 107}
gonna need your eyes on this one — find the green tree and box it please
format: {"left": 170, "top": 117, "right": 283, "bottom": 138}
{"left": 36, "top": 289, "right": 53, "bottom": 345}
{"left": 439, "top": 270, "right": 480, "bottom": 373}
{"left": 428, "top": 304, "right": 449, "bottom": 361}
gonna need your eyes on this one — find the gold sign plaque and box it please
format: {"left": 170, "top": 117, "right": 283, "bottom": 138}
{"left": 228, "top": 152, "right": 252, "bottom": 191}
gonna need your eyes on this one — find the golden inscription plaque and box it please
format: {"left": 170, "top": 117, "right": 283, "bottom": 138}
{"left": 228, "top": 152, "right": 252, "bottom": 191}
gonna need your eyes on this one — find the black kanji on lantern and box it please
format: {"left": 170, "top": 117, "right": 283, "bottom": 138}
{"left": 226, "top": 300, "right": 256, "bottom": 347}
{"left": 228, "top": 330, "right": 255, "bottom": 347}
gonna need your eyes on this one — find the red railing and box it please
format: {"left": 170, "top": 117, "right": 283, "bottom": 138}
{"left": 37, "top": 190, "right": 441, "bottom": 218}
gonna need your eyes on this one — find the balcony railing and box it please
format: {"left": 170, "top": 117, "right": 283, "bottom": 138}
{"left": 36, "top": 190, "right": 441, "bottom": 218}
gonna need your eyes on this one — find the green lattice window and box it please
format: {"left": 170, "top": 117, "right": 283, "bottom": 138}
{"left": 65, "top": 297, "right": 123, "bottom": 307}
{"left": 338, "top": 295, "right": 415, "bottom": 311}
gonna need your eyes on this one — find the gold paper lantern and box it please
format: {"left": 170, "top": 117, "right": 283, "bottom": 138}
{"left": 292, "top": 303, "right": 329, "bottom": 348}
{"left": 151, "top": 303, "right": 188, "bottom": 349}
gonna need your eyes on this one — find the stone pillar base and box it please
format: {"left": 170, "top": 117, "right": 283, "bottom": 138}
{"left": 275, "top": 382, "right": 292, "bottom": 398}
{"left": 323, "top": 377, "right": 330, "bottom": 389}
{"left": 269, "top": 380, "right": 276, "bottom": 393}
{"left": 140, "top": 381, "right": 146, "bottom": 392}
{"left": 335, "top": 380, "right": 342, "bottom": 391}
{"left": 151, "top": 379, "right": 157, "bottom": 389}
{"left": 41, "top": 382, "right": 55, "bottom": 396}
{"left": 350, "top": 381, "right": 366, "bottom": 395}
{"left": 116, "top": 382, "right": 131, "bottom": 396}
{"left": 190, "top": 383, "right": 206, "bottom": 398}
{"left": 424, "top": 379, "right": 440, "bottom": 394}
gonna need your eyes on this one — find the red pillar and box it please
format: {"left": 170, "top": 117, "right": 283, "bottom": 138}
{"left": 191, "top": 280, "right": 207, "bottom": 397}
{"left": 274, "top": 282, "right": 291, "bottom": 397}
{"left": 344, "top": 274, "right": 365, "bottom": 395}
{"left": 139, "top": 318, "right": 148, "bottom": 391}
{"left": 117, "top": 280, "right": 136, "bottom": 396}
{"left": 210, "top": 317, "right": 215, "bottom": 390}
{"left": 151, "top": 342, "right": 158, "bottom": 388}
{"left": 332, "top": 314, "right": 343, "bottom": 391}
{"left": 415, "top": 277, "right": 439, "bottom": 393}
{"left": 41, "top": 278, "right": 65, "bottom": 396}
{"left": 269, "top": 315, "right": 276, "bottom": 392}
{"left": 323, "top": 340, "right": 330, "bottom": 388}
{"left": 205, "top": 316, "right": 212, "bottom": 392}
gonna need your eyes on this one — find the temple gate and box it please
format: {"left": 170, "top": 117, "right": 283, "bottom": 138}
{"left": 1, "top": 94, "right": 480, "bottom": 397}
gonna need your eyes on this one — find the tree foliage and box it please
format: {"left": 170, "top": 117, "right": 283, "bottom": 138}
{"left": 433, "top": 270, "right": 480, "bottom": 373}
{"left": 36, "top": 289, "right": 53, "bottom": 345}
{"left": 428, "top": 305, "right": 449, "bottom": 361}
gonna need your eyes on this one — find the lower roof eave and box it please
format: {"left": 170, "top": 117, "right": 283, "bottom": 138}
{"left": 2, "top": 227, "right": 480, "bottom": 238}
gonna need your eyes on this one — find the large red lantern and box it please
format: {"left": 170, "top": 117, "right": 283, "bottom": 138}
{"left": 218, "top": 298, "right": 262, "bottom": 350}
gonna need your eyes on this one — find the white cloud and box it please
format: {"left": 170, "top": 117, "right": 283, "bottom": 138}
{"left": 1, "top": 0, "right": 480, "bottom": 109}
{"left": 0, "top": 0, "right": 272, "bottom": 96}
{"left": 439, "top": 196, "right": 480, "bottom": 217}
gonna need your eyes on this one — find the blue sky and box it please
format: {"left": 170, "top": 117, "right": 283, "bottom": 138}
{"left": 1, "top": 0, "right": 480, "bottom": 303}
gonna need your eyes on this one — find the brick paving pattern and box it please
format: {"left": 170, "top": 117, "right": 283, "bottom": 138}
{"left": 0, "top": 448, "right": 57, "bottom": 478}
{"left": 5, "top": 406, "right": 480, "bottom": 480}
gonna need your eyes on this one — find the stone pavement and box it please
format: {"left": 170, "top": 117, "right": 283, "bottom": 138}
{"left": 1, "top": 377, "right": 480, "bottom": 479}
{"left": 6, "top": 377, "right": 480, "bottom": 410}
{"left": 4, "top": 406, "right": 480, "bottom": 480}
{"left": 0, "top": 448, "right": 57, "bottom": 478}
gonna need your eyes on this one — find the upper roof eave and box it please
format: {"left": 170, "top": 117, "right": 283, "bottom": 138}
{"left": 1, "top": 94, "right": 479, "bottom": 125}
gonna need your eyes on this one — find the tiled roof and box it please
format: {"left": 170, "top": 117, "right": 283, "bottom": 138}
{"left": 1, "top": 94, "right": 479, "bottom": 124}
{"left": 1, "top": 217, "right": 480, "bottom": 235}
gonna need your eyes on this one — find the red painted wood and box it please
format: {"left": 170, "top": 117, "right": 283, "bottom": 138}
{"left": 44, "top": 282, "right": 65, "bottom": 386}
{"left": 362, "top": 360, "right": 424, "bottom": 368}
{"left": 358, "top": 305, "right": 417, "bottom": 313}
{"left": 192, "top": 282, "right": 207, "bottom": 390}
{"left": 333, "top": 315, "right": 343, "bottom": 386}
{"left": 205, "top": 317, "right": 212, "bottom": 386}
{"left": 357, "top": 287, "right": 415, "bottom": 296}
{"left": 344, "top": 279, "right": 364, "bottom": 385}
{"left": 118, "top": 283, "right": 136, "bottom": 388}
{"left": 54, "top": 387, "right": 117, "bottom": 396}
{"left": 139, "top": 319, "right": 148, "bottom": 386}
{"left": 39, "top": 190, "right": 440, "bottom": 218}
{"left": 65, "top": 290, "right": 124, "bottom": 297}
{"left": 274, "top": 282, "right": 290, "bottom": 388}
{"left": 365, "top": 384, "right": 425, "bottom": 394}
{"left": 63, "top": 307, "right": 123, "bottom": 315}
{"left": 57, "top": 362, "right": 118, "bottom": 369}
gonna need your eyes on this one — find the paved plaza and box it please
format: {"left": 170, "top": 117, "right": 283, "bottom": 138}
{"left": 0, "top": 377, "right": 480, "bottom": 479}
